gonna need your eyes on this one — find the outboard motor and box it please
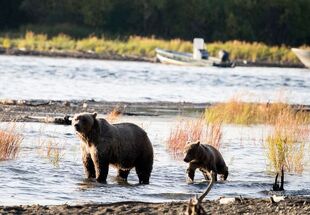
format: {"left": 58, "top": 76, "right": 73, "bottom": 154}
{"left": 218, "top": 50, "right": 229, "bottom": 62}
{"left": 200, "top": 49, "right": 209, "bottom": 59}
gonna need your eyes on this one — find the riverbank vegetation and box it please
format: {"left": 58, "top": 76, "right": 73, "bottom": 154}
{"left": 167, "top": 117, "right": 222, "bottom": 156}
{"left": 205, "top": 98, "right": 310, "bottom": 173}
{"left": 0, "top": 32, "right": 307, "bottom": 64}
{"left": 37, "top": 136, "right": 64, "bottom": 167}
{"left": 265, "top": 111, "right": 308, "bottom": 173}
{"left": 205, "top": 98, "right": 310, "bottom": 125}
{"left": 0, "top": 124, "right": 23, "bottom": 161}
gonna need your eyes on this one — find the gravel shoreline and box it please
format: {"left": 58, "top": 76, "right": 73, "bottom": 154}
{"left": 0, "top": 197, "right": 309, "bottom": 214}
{"left": 0, "top": 99, "right": 209, "bottom": 122}
{"left": 1, "top": 99, "right": 309, "bottom": 123}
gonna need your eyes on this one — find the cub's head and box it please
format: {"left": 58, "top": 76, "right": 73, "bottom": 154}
{"left": 72, "top": 112, "right": 97, "bottom": 136}
{"left": 183, "top": 140, "right": 200, "bottom": 163}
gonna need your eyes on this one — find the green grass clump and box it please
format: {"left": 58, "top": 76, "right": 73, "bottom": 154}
{"left": 265, "top": 111, "right": 309, "bottom": 173}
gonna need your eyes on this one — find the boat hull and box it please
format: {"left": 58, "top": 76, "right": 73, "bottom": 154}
{"left": 292, "top": 48, "right": 310, "bottom": 68}
{"left": 155, "top": 48, "right": 234, "bottom": 68}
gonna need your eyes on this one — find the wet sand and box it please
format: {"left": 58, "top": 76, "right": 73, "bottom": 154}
{"left": 0, "top": 197, "right": 309, "bottom": 214}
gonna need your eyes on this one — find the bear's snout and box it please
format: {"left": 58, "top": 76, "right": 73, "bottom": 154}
{"left": 183, "top": 157, "right": 190, "bottom": 163}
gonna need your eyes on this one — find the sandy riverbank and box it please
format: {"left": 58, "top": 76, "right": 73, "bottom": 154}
{"left": 0, "top": 197, "right": 309, "bottom": 214}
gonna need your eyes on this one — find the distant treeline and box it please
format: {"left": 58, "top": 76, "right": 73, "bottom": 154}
{"left": 0, "top": 0, "right": 309, "bottom": 46}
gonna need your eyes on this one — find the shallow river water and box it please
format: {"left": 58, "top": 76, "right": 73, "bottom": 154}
{"left": 0, "top": 116, "right": 309, "bottom": 205}
{"left": 0, "top": 55, "right": 309, "bottom": 104}
{"left": 0, "top": 55, "right": 309, "bottom": 205}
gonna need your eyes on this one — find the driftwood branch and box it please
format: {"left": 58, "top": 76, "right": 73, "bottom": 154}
{"left": 187, "top": 170, "right": 215, "bottom": 215}
{"left": 198, "top": 171, "right": 215, "bottom": 202}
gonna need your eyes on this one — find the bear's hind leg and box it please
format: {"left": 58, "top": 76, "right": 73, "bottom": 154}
{"left": 214, "top": 172, "right": 218, "bottom": 181}
{"left": 135, "top": 163, "right": 152, "bottom": 184}
{"left": 117, "top": 169, "right": 130, "bottom": 181}
{"left": 223, "top": 169, "right": 228, "bottom": 180}
{"left": 200, "top": 168, "right": 211, "bottom": 181}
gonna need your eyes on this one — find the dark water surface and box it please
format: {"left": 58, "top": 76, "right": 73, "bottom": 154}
{"left": 0, "top": 116, "right": 309, "bottom": 205}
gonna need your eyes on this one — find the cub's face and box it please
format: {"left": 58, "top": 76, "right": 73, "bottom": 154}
{"left": 183, "top": 141, "right": 200, "bottom": 163}
{"left": 72, "top": 112, "right": 97, "bottom": 135}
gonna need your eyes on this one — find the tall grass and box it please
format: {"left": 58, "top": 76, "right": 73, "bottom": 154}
{"left": 0, "top": 124, "right": 23, "bottom": 161}
{"left": 0, "top": 32, "right": 307, "bottom": 63}
{"left": 205, "top": 98, "right": 310, "bottom": 125}
{"left": 265, "top": 111, "right": 309, "bottom": 173}
{"left": 37, "top": 137, "right": 64, "bottom": 167}
{"left": 205, "top": 97, "right": 310, "bottom": 173}
{"left": 167, "top": 116, "right": 222, "bottom": 156}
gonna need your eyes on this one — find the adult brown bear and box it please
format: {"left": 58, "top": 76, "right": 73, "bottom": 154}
{"left": 72, "top": 112, "right": 153, "bottom": 184}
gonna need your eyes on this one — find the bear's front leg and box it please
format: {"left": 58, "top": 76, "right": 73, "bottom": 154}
{"left": 90, "top": 150, "right": 109, "bottom": 183}
{"left": 96, "top": 161, "right": 109, "bottom": 183}
{"left": 186, "top": 163, "right": 199, "bottom": 184}
{"left": 82, "top": 153, "right": 96, "bottom": 179}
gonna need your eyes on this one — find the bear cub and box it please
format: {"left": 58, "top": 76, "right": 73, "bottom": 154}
{"left": 183, "top": 140, "right": 228, "bottom": 183}
{"left": 72, "top": 112, "right": 153, "bottom": 184}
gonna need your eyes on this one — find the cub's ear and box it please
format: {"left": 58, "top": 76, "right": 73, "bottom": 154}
{"left": 92, "top": 112, "right": 97, "bottom": 119}
{"left": 186, "top": 140, "right": 191, "bottom": 145}
{"left": 194, "top": 140, "right": 200, "bottom": 146}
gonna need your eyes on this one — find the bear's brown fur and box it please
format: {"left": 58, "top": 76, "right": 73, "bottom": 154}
{"left": 183, "top": 140, "right": 228, "bottom": 183}
{"left": 72, "top": 112, "right": 153, "bottom": 184}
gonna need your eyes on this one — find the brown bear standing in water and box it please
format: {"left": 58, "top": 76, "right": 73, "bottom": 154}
{"left": 183, "top": 140, "right": 228, "bottom": 183}
{"left": 72, "top": 112, "right": 153, "bottom": 184}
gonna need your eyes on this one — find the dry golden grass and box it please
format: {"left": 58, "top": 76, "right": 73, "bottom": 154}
{"left": 265, "top": 110, "right": 309, "bottom": 173}
{"left": 106, "top": 107, "right": 122, "bottom": 123}
{"left": 37, "top": 137, "right": 64, "bottom": 167}
{"left": 0, "top": 124, "right": 23, "bottom": 161}
{"left": 1, "top": 31, "right": 307, "bottom": 63}
{"left": 205, "top": 98, "right": 310, "bottom": 125}
{"left": 167, "top": 116, "right": 222, "bottom": 156}
{"left": 205, "top": 96, "right": 310, "bottom": 173}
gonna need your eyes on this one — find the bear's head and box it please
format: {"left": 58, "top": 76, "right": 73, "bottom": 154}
{"left": 72, "top": 112, "right": 97, "bottom": 136}
{"left": 183, "top": 140, "right": 200, "bottom": 163}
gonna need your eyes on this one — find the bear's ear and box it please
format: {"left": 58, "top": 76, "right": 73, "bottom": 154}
{"left": 92, "top": 112, "right": 97, "bottom": 119}
{"left": 195, "top": 140, "right": 200, "bottom": 146}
